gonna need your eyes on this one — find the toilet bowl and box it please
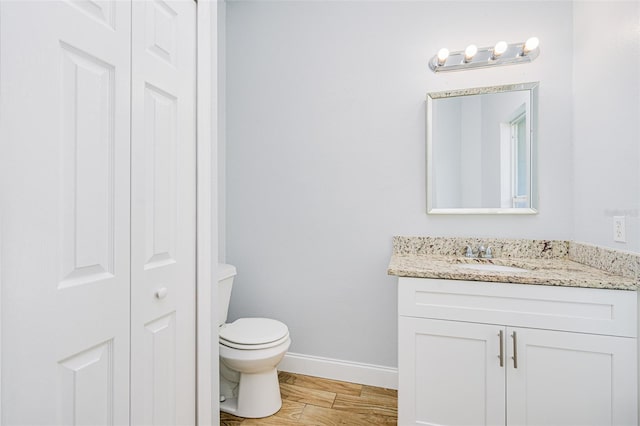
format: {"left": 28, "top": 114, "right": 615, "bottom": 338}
{"left": 219, "top": 318, "right": 291, "bottom": 418}
{"left": 217, "top": 265, "right": 291, "bottom": 418}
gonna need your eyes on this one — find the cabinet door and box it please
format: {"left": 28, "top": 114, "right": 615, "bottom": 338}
{"left": 507, "top": 327, "right": 637, "bottom": 426}
{"left": 399, "top": 317, "right": 506, "bottom": 426}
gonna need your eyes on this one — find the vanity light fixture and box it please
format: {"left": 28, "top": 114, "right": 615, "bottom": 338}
{"left": 464, "top": 44, "right": 478, "bottom": 62}
{"left": 522, "top": 37, "right": 539, "bottom": 55}
{"left": 429, "top": 37, "right": 540, "bottom": 73}
{"left": 491, "top": 41, "right": 508, "bottom": 59}
{"left": 436, "top": 48, "right": 449, "bottom": 66}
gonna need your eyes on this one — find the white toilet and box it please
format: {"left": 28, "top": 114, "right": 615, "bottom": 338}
{"left": 217, "top": 263, "right": 291, "bottom": 418}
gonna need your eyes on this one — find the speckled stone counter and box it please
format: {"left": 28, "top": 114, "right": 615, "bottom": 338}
{"left": 388, "top": 237, "right": 639, "bottom": 291}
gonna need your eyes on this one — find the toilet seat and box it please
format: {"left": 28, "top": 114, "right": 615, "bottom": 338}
{"left": 219, "top": 318, "right": 289, "bottom": 350}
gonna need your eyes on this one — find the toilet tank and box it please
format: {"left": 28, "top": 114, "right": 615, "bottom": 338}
{"left": 218, "top": 263, "right": 237, "bottom": 326}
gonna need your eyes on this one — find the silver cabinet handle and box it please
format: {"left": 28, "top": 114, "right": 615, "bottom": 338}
{"left": 511, "top": 331, "right": 518, "bottom": 369}
{"left": 498, "top": 330, "right": 504, "bottom": 367}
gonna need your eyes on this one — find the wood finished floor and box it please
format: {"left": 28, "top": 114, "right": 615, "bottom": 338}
{"left": 220, "top": 372, "right": 398, "bottom": 425}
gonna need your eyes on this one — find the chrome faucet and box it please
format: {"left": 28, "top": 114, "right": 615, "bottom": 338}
{"left": 465, "top": 245, "right": 474, "bottom": 258}
{"left": 465, "top": 244, "right": 493, "bottom": 258}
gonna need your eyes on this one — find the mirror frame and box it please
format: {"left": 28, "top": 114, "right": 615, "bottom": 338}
{"left": 426, "top": 82, "right": 539, "bottom": 215}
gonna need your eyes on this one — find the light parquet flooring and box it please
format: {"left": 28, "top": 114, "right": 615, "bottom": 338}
{"left": 220, "top": 372, "right": 398, "bottom": 425}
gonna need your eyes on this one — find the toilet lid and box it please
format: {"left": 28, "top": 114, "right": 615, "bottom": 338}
{"left": 219, "top": 318, "right": 289, "bottom": 346}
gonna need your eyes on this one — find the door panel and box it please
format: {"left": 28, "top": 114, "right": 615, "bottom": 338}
{"left": 143, "top": 83, "right": 177, "bottom": 270}
{"left": 507, "top": 327, "right": 637, "bottom": 426}
{"left": 142, "top": 313, "right": 177, "bottom": 423}
{"left": 59, "top": 42, "right": 116, "bottom": 288}
{"left": 398, "top": 317, "right": 506, "bottom": 426}
{"left": 59, "top": 340, "right": 114, "bottom": 426}
{"left": 0, "top": 1, "right": 131, "bottom": 424}
{"left": 130, "top": 1, "right": 197, "bottom": 425}
{"left": 66, "top": 0, "right": 116, "bottom": 29}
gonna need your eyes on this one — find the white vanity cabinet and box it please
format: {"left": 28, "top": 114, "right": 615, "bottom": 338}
{"left": 397, "top": 277, "right": 638, "bottom": 426}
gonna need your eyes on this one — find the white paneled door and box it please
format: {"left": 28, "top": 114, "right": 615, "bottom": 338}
{"left": 0, "top": 1, "right": 132, "bottom": 424}
{"left": 0, "top": 1, "right": 197, "bottom": 424}
{"left": 130, "top": 1, "right": 196, "bottom": 425}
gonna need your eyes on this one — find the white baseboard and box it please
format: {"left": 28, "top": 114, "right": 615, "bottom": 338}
{"left": 278, "top": 352, "right": 398, "bottom": 390}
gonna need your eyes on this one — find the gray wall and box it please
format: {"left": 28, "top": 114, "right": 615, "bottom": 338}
{"left": 226, "top": 1, "right": 584, "bottom": 368}
{"left": 572, "top": 1, "right": 640, "bottom": 252}
{"left": 480, "top": 91, "right": 531, "bottom": 208}
{"left": 431, "top": 97, "right": 462, "bottom": 208}
{"left": 461, "top": 97, "right": 483, "bottom": 206}
{"left": 218, "top": 1, "right": 227, "bottom": 262}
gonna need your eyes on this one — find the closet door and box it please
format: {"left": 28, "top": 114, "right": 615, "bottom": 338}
{"left": 0, "top": 1, "right": 131, "bottom": 424}
{"left": 130, "top": 1, "right": 197, "bottom": 425}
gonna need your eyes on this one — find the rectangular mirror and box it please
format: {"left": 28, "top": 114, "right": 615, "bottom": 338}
{"left": 427, "top": 82, "right": 539, "bottom": 214}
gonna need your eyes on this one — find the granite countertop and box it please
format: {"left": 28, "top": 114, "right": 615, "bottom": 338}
{"left": 388, "top": 237, "right": 639, "bottom": 291}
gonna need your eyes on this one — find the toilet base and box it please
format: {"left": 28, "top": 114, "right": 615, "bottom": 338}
{"left": 220, "top": 368, "right": 283, "bottom": 418}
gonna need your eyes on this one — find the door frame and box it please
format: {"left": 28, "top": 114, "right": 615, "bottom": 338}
{"left": 1, "top": 1, "right": 4, "bottom": 421}
{"left": 0, "top": 0, "right": 219, "bottom": 424}
{"left": 196, "top": 0, "right": 219, "bottom": 425}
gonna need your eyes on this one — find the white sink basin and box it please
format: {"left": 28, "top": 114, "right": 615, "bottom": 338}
{"left": 458, "top": 263, "right": 529, "bottom": 273}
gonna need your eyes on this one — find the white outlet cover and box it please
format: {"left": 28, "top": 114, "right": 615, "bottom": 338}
{"left": 613, "top": 216, "right": 626, "bottom": 243}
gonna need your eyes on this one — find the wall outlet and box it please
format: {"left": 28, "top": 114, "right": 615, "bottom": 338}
{"left": 613, "top": 216, "right": 626, "bottom": 243}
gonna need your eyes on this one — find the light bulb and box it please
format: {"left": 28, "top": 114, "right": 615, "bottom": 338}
{"left": 523, "top": 37, "right": 539, "bottom": 55}
{"left": 437, "top": 48, "right": 449, "bottom": 66}
{"left": 492, "top": 41, "right": 508, "bottom": 59}
{"left": 464, "top": 44, "right": 478, "bottom": 62}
